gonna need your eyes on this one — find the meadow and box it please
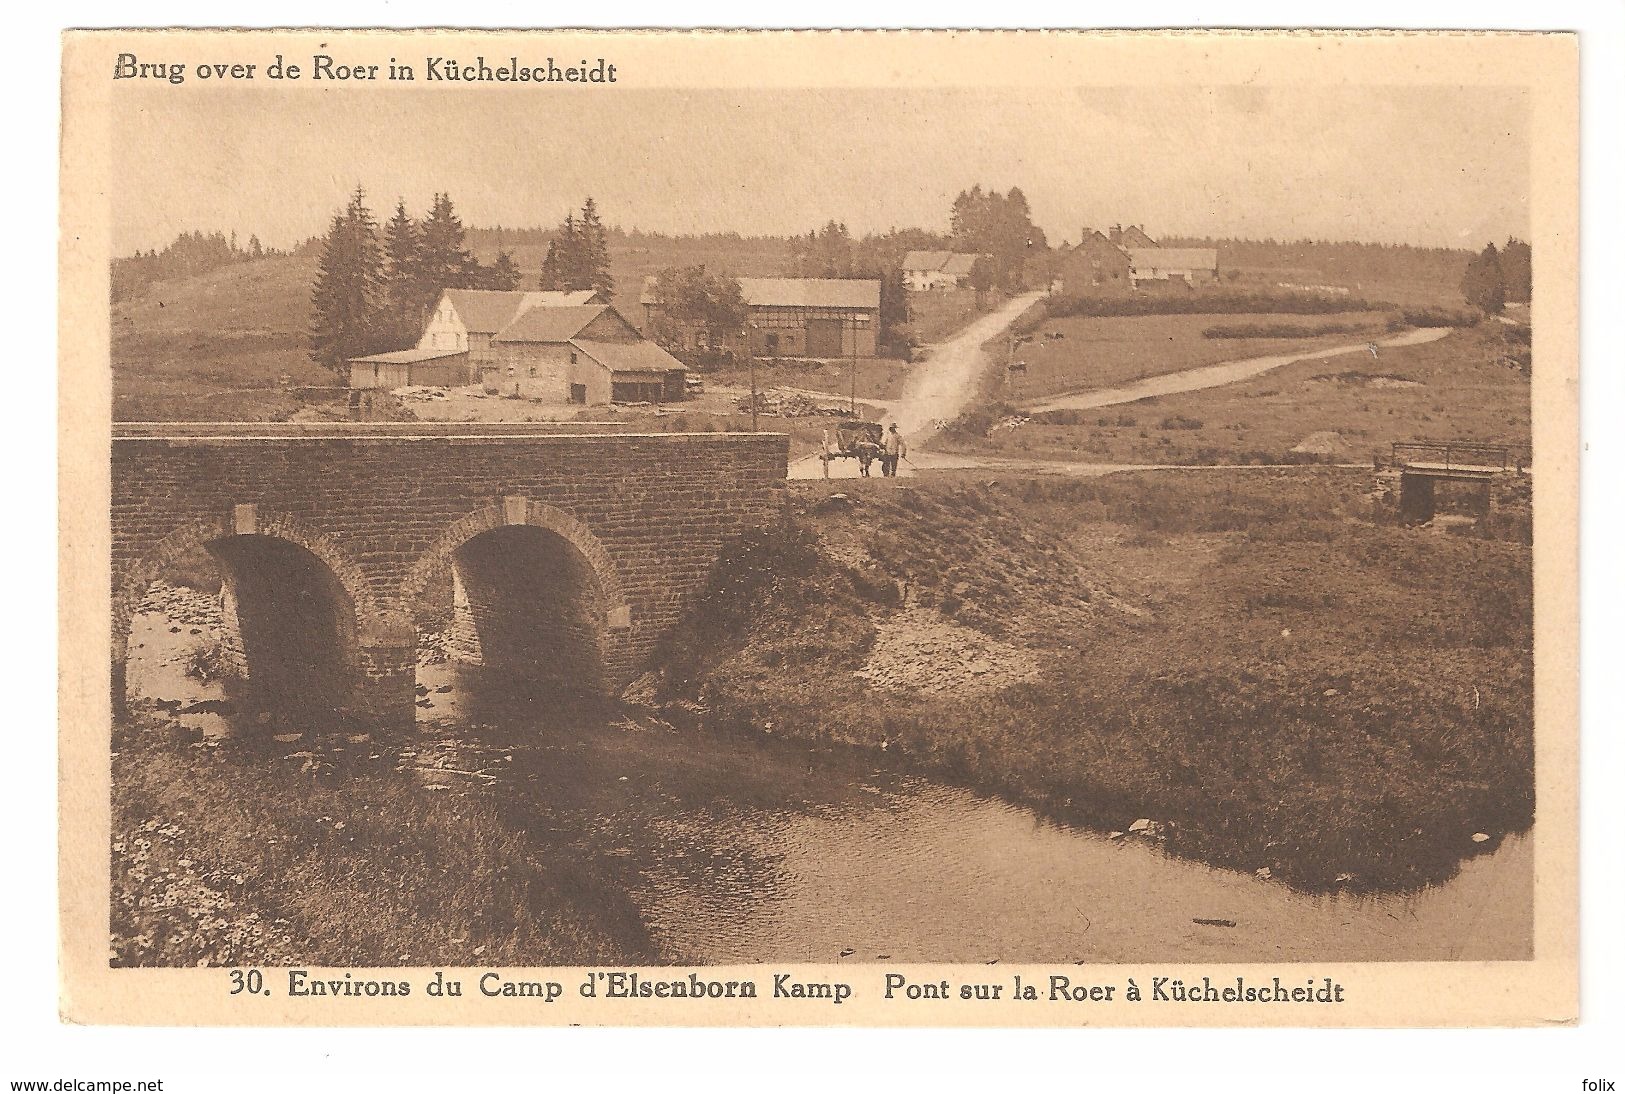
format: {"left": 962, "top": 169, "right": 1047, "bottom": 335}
{"left": 947, "top": 322, "right": 1529, "bottom": 467}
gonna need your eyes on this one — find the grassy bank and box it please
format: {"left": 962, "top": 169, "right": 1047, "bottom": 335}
{"left": 111, "top": 714, "right": 658, "bottom": 968}
{"left": 638, "top": 469, "right": 1534, "bottom": 893}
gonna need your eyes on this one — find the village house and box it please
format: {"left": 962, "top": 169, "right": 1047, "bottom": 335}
{"left": 1056, "top": 226, "right": 1219, "bottom": 294}
{"left": 641, "top": 277, "right": 881, "bottom": 359}
{"left": 1057, "top": 229, "right": 1135, "bottom": 294}
{"left": 899, "top": 250, "right": 988, "bottom": 291}
{"left": 416, "top": 288, "right": 602, "bottom": 378}
{"left": 1107, "top": 224, "right": 1158, "bottom": 249}
{"left": 489, "top": 303, "right": 686, "bottom": 404}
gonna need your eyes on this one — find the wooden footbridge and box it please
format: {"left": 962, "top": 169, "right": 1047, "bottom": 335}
{"left": 1390, "top": 441, "right": 1531, "bottom": 523}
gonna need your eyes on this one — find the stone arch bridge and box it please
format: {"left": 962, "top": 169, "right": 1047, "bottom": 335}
{"left": 112, "top": 423, "right": 788, "bottom": 728}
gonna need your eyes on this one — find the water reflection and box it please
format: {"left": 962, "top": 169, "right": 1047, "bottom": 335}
{"left": 127, "top": 609, "right": 1534, "bottom": 965}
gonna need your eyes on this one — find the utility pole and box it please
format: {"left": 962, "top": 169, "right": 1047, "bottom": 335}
{"left": 748, "top": 321, "right": 759, "bottom": 432}
{"left": 849, "top": 319, "right": 857, "bottom": 417}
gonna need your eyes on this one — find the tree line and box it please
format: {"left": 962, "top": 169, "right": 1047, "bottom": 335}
{"left": 111, "top": 229, "right": 286, "bottom": 304}
{"left": 308, "top": 188, "right": 613, "bottom": 373}
{"left": 1460, "top": 239, "right": 1532, "bottom": 313}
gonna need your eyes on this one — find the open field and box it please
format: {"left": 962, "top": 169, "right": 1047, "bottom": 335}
{"left": 943, "top": 323, "right": 1529, "bottom": 467}
{"left": 642, "top": 469, "right": 1533, "bottom": 893}
{"left": 999, "top": 311, "right": 1399, "bottom": 403}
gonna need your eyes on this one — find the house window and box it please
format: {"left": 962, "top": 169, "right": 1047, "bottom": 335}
{"left": 528, "top": 366, "right": 538, "bottom": 378}
{"left": 570, "top": 351, "right": 578, "bottom": 364}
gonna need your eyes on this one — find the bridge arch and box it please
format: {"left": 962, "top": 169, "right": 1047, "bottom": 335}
{"left": 113, "top": 510, "right": 387, "bottom": 652}
{"left": 113, "top": 510, "right": 386, "bottom": 722}
{"left": 402, "top": 498, "right": 631, "bottom": 699}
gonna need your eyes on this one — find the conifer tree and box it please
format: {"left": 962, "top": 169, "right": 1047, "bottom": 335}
{"left": 578, "top": 196, "right": 615, "bottom": 298}
{"left": 1461, "top": 242, "right": 1507, "bottom": 314}
{"left": 381, "top": 199, "right": 425, "bottom": 346}
{"left": 417, "top": 191, "right": 476, "bottom": 294}
{"left": 488, "top": 250, "right": 522, "bottom": 291}
{"left": 537, "top": 200, "right": 615, "bottom": 297}
{"left": 309, "top": 186, "right": 386, "bottom": 373}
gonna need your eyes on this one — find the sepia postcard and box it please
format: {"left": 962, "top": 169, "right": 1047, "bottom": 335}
{"left": 58, "top": 27, "right": 1579, "bottom": 1027}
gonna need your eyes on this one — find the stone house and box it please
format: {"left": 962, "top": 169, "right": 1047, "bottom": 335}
{"left": 1058, "top": 230, "right": 1135, "bottom": 294}
{"left": 488, "top": 303, "right": 686, "bottom": 404}
{"left": 417, "top": 288, "right": 602, "bottom": 380}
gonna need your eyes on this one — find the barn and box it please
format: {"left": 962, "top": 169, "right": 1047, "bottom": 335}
{"left": 641, "top": 276, "right": 881, "bottom": 359}
{"left": 1126, "top": 247, "right": 1220, "bottom": 286}
{"left": 488, "top": 303, "right": 686, "bottom": 404}
{"left": 347, "top": 347, "right": 470, "bottom": 390}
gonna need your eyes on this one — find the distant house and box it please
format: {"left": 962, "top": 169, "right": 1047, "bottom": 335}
{"left": 417, "top": 288, "right": 603, "bottom": 379}
{"left": 1056, "top": 227, "right": 1219, "bottom": 294}
{"left": 641, "top": 276, "right": 881, "bottom": 359}
{"left": 489, "top": 303, "right": 685, "bottom": 404}
{"left": 347, "top": 347, "right": 470, "bottom": 391}
{"left": 1108, "top": 224, "right": 1158, "bottom": 249}
{"left": 900, "top": 250, "right": 988, "bottom": 291}
{"left": 1057, "top": 230, "right": 1134, "bottom": 295}
{"left": 1125, "top": 248, "right": 1220, "bottom": 287}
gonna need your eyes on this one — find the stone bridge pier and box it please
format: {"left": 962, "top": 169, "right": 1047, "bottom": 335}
{"left": 111, "top": 424, "right": 788, "bottom": 729}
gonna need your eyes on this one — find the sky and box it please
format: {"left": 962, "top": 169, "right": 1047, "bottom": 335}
{"left": 110, "top": 84, "right": 1529, "bottom": 255}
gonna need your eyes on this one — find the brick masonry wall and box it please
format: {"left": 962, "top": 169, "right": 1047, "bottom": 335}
{"left": 112, "top": 428, "right": 789, "bottom": 725}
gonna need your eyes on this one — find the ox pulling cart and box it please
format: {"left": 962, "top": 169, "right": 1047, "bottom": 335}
{"left": 819, "top": 419, "right": 886, "bottom": 478}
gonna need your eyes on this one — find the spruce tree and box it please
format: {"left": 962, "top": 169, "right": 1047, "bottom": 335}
{"left": 539, "top": 212, "right": 577, "bottom": 291}
{"left": 1461, "top": 242, "right": 1507, "bottom": 314}
{"left": 578, "top": 196, "right": 615, "bottom": 298}
{"left": 1500, "top": 238, "right": 1532, "bottom": 304}
{"left": 417, "top": 191, "right": 476, "bottom": 295}
{"left": 488, "top": 250, "right": 522, "bottom": 291}
{"left": 382, "top": 199, "right": 424, "bottom": 346}
{"left": 309, "top": 186, "right": 386, "bottom": 373}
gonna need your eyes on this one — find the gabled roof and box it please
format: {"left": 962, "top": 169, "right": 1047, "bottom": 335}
{"left": 1126, "top": 247, "right": 1218, "bottom": 271}
{"left": 348, "top": 347, "right": 467, "bottom": 365}
{"left": 737, "top": 278, "right": 881, "bottom": 310}
{"left": 902, "top": 251, "right": 985, "bottom": 276}
{"left": 492, "top": 305, "right": 611, "bottom": 343}
{"left": 441, "top": 289, "right": 601, "bottom": 334}
{"left": 573, "top": 339, "right": 685, "bottom": 375}
{"left": 902, "top": 250, "right": 954, "bottom": 271}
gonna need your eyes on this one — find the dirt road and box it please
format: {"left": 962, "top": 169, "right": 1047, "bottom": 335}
{"left": 893, "top": 291, "right": 1044, "bottom": 436}
{"left": 1025, "top": 325, "right": 1452, "bottom": 414}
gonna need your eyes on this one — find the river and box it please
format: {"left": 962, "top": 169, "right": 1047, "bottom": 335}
{"left": 126, "top": 604, "right": 1533, "bottom": 965}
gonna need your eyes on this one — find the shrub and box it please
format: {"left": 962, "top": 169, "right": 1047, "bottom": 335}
{"left": 1047, "top": 289, "right": 1393, "bottom": 318}
{"left": 1159, "top": 415, "right": 1204, "bottom": 430}
{"left": 1201, "top": 320, "right": 1382, "bottom": 339}
{"left": 1400, "top": 306, "right": 1482, "bottom": 328}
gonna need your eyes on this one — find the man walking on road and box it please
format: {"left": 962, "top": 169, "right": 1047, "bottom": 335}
{"left": 882, "top": 423, "right": 907, "bottom": 477}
